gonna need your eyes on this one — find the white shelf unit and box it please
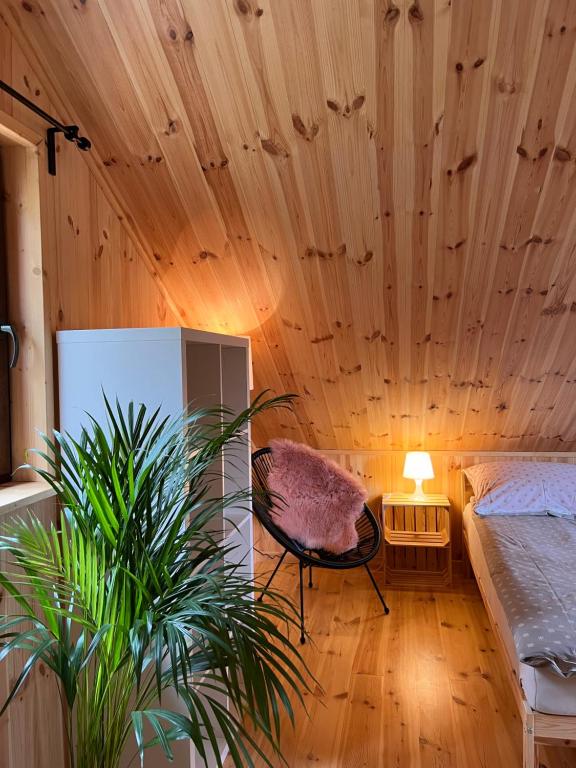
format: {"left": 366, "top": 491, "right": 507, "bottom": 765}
{"left": 57, "top": 327, "right": 252, "bottom": 768}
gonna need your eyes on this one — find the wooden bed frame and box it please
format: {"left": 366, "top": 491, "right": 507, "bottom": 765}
{"left": 461, "top": 477, "right": 576, "bottom": 767}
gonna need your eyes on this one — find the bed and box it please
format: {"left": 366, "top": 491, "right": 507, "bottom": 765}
{"left": 463, "top": 498, "right": 576, "bottom": 767}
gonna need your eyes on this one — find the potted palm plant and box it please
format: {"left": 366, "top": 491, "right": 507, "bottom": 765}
{"left": 0, "top": 394, "right": 310, "bottom": 768}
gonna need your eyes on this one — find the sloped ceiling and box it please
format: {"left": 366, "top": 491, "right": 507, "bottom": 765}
{"left": 3, "top": 0, "right": 576, "bottom": 450}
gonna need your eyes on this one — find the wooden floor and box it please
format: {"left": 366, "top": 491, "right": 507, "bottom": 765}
{"left": 227, "top": 555, "right": 576, "bottom": 768}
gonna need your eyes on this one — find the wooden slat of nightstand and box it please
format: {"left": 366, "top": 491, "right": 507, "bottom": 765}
{"left": 385, "top": 563, "right": 451, "bottom": 588}
{"left": 382, "top": 492, "right": 450, "bottom": 507}
{"left": 385, "top": 529, "right": 449, "bottom": 547}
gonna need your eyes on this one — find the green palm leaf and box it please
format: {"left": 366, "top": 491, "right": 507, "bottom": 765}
{"left": 0, "top": 393, "right": 311, "bottom": 768}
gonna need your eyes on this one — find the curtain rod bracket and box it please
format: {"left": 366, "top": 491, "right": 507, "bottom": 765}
{"left": 0, "top": 80, "right": 91, "bottom": 176}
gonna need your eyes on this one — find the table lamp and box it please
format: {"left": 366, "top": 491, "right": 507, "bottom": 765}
{"left": 403, "top": 451, "right": 434, "bottom": 499}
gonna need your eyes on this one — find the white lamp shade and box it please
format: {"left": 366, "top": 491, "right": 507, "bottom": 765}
{"left": 403, "top": 451, "right": 434, "bottom": 481}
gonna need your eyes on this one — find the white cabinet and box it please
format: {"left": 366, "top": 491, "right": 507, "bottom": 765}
{"left": 57, "top": 327, "right": 253, "bottom": 768}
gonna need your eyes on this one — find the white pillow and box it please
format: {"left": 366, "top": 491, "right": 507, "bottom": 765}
{"left": 464, "top": 461, "right": 576, "bottom": 517}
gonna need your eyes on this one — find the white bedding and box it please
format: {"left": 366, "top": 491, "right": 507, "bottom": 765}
{"left": 464, "top": 461, "right": 576, "bottom": 517}
{"left": 464, "top": 503, "right": 576, "bottom": 715}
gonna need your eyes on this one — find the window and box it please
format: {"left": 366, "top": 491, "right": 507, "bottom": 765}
{"left": 0, "top": 136, "right": 32, "bottom": 483}
{"left": 0, "top": 117, "right": 49, "bottom": 487}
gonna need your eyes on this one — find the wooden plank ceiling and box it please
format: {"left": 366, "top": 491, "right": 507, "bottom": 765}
{"left": 3, "top": 0, "right": 576, "bottom": 451}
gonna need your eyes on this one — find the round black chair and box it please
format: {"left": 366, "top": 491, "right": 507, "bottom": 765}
{"left": 252, "top": 447, "right": 389, "bottom": 643}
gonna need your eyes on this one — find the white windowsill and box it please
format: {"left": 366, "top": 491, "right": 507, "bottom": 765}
{"left": 0, "top": 481, "right": 55, "bottom": 515}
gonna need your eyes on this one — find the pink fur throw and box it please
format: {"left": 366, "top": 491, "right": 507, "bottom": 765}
{"left": 267, "top": 439, "right": 368, "bottom": 554}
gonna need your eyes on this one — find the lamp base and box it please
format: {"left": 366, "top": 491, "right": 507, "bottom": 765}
{"left": 411, "top": 478, "right": 426, "bottom": 499}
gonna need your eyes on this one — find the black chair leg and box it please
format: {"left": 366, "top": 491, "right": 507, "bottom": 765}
{"left": 299, "top": 559, "right": 306, "bottom": 644}
{"left": 364, "top": 564, "right": 390, "bottom": 615}
{"left": 258, "top": 549, "right": 287, "bottom": 602}
{"left": 307, "top": 552, "right": 313, "bottom": 588}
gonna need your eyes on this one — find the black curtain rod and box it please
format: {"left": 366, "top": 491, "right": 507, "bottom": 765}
{"left": 0, "top": 80, "right": 91, "bottom": 175}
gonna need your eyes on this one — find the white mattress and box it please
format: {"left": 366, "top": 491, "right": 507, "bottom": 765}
{"left": 463, "top": 503, "right": 576, "bottom": 715}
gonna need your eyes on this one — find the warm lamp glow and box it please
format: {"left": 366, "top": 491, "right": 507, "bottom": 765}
{"left": 403, "top": 451, "right": 434, "bottom": 498}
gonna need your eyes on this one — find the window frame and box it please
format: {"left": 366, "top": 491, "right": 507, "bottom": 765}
{"left": 0, "top": 109, "right": 54, "bottom": 486}
{"left": 0, "top": 186, "right": 11, "bottom": 483}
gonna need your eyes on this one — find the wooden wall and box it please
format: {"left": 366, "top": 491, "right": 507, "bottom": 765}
{"left": 3, "top": 0, "right": 576, "bottom": 450}
{"left": 254, "top": 451, "right": 576, "bottom": 564}
{"left": 328, "top": 450, "right": 576, "bottom": 561}
{"left": 0, "top": 495, "right": 66, "bottom": 768}
{"left": 0, "top": 17, "right": 177, "bottom": 345}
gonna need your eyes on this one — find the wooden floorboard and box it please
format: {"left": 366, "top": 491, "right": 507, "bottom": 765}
{"left": 225, "top": 554, "right": 576, "bottom": 767}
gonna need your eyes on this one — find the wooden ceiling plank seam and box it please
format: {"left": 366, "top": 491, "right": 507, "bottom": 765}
{"left": 476, "top": 1, "right": 576, "bottom": 447}
{"left": 272, "top": 5, "right": 337, "bottom": 245}
{"left": 425, "top": 0, "right": 478, "bottom": 440}
{"left": 309, "top": 7, "right": 382, "bottom": 314}
{"left": 425, "top": 0, "right": 495, "bottom": 447}
{"left": 535, "top": 41, "right": 576, "bottom": 287}
{"left": 434, "top": 0, "right": 498, "bottom": 447}
{"left": 441, "top": 0, "right": 504, "bottom": 447}
{"left": 223, "top": 0, "right": 359, "bottom": 444}
{"left": 357, "top": 4, "right": 393, "bottom": 447}
{"left": 148, "top": 3, "right": 283, "bottom": 350}
{"left": 147, "top": 1, "right": 228, "bottom": 168}
{"left": 270, "top": 1, "right": 357, "bottom": 338}
{"left": 126, "top": 12, "right": 274, "bottom": 352}
{"left": 374, "top": 0, "right": 402, "bottom": 447}
{"left": 182, "top": 7, "right": 338, "bottom": 438}
{"left": 97, "top": 0, "right": 231, "bottom": 255}
{"left": 420, "top": 0, "right": 452, "bottom": 447}
{"left": 463, "top": 0, "right": 553, "bottom": 449}
{"left": 307, "top": 0, "right": 384, "bottom": 447}
{"left": 510, "top": 293, "right": 576, "bottom": 449}
{"left": 392, "top": 0, "right": 415, "bottom": 448}
{"left": 160, "top": 0, "right": 323, "bottom": 355}
{"left": 407, "top": 0, "right": 436, "bottom": 449}
{"left": 501, "top": 170, "right": 576, "bottom": 447}
{"left": 461, "top": 0, "right": 552, "bottom": 448}
{"left": 369, "top": 0, "right": 403, "bottom": 446}
{"left": 142, "top": 0, "right": 304, "bottom": 344}
{"left": 536, "top": 326, "right": 576, "bottom": 448}
{"left": 251, "top": 336, "right": 318, "bottom": 446}
{"left": 412, "top": 0, "right": 455, "bottom": 448}
{"left": 202, "top": 2, "right": 324, "bottom": 282}
{"left": 223, "top": 0, "right": 294, "bottom": 163}
{"left": 500, "top": 233, "right": 576, "bottom": 447}
{"left": 457, "top": 0, "right": 549, "bottom": 446}
{"left": 172, "top": 15, "right": 301, "bottom": 317}
{"left": 255, "top": 211, "right": 347, "bottom": 449}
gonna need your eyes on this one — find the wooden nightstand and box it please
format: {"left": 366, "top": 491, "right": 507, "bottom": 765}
{"left": 381, "top": 493, "right": 451, "bottom": 588}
